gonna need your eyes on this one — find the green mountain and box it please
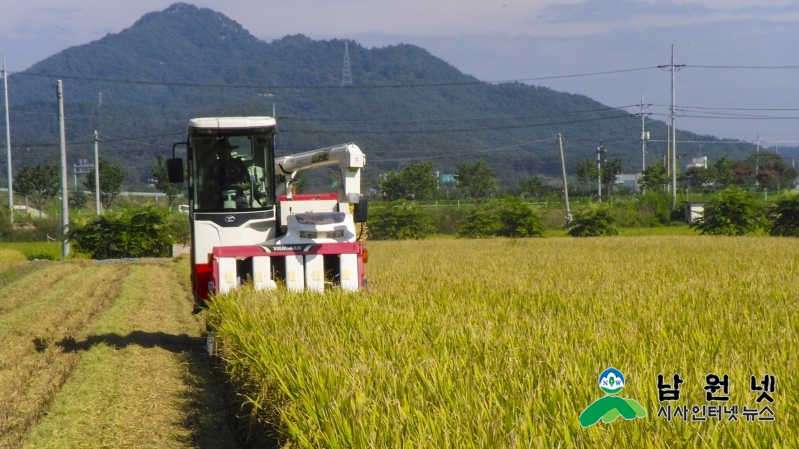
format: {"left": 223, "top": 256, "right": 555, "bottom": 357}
{"left": 4, "top": 3, "right": 759, "bottom": 190}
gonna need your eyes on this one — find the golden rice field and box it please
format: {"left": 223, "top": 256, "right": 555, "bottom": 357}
{"left": 209, "top": 236, "right": 799, "bottom": 448}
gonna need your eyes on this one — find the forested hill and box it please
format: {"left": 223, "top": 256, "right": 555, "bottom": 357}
{"left": 5, "top": 2, "right": 759, "bottom": 189}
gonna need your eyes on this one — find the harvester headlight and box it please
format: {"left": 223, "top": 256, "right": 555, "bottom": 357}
{"left": 299, "top": 231, "right": 318, "bottom": 239}
{"left": 328, "top": 230, "right": 345, "bottom": 239}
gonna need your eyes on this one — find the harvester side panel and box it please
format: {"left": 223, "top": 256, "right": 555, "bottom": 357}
{"left": 285, "top": 255, "right": 304, "bottom": 291}
{"left": 304, "top": 254, "right": 325, "bottom": 292}
{"left": 252, "top": 256, "right": 277, "bottom": 290}
{"left": 217, "top": 257, "right": 237, "bottom": 293}
{"left": 340, "top": 253, "right": 359, "bottom": 291}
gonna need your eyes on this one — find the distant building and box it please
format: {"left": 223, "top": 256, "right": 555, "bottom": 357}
{"left": 686, "top": 156, "right": 707, "bottom": 169}
{"left": 615, "top": 173, "right": 642, "bottom": 190}
{"left": 684, "top": 201, "right": 709, "bottom": 224}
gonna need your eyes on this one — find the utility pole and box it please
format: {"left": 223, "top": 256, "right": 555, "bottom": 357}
{"left": 659, "top": 45, "right": 684, "bottom": 209}
{"left": 671, "top": 47, "right": 677, "bottom": 208}
{"left": 557, "top": 133, "right": 571, "bottom": 222}
{"left": 640, "top": 93, "right": 649, "bottom": 194}
{"left": 57, "top": 80, "right": 69, "bottom": 258}
{"left": 94, "top": 131, "right": 101, "bottom": 215}
{"left": 2, "top": 56, "right": 11, "bottom": 222}
{"left": 755, "top": 131, "right": 760, "bottom": 172}
{"left": 666, "top": 124, "right": 670, "bottom": 181}
{"left": 640, "top": 93, "right": 648, "bottom": 173}
{"left": 597, "top": 141, "right": 605, "bottom": 202}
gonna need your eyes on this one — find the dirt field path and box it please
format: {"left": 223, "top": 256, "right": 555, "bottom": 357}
{"left": 0, "top": 259, "right": 237, "bottom": 449}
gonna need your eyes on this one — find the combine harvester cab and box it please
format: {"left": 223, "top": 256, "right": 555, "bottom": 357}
{"left": 167, "top": 117, "right": 368, "bottom": 307}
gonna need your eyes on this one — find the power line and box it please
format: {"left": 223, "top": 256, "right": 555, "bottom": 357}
{"left": 376, "top": 130, "right": 648, "bottom": 163}
{"left": 646, "top": 104, "right": 799, "bottom": 111}
{"left": 279, "top": 105, "right": 638, "bottom": 124}
{"left": 273, "top": 124, "right": 639, "bottom": 155}
{"left": 648, "top": 140, "right": 757, "bottom": 144}
{"left": 648, "top": 112, "right": 799, "bottom": 120}
{"left": 8, "top": 110, "right": 188, "bottom": 122}
{"left": 11, "top": 66, "right": 662, "bottom": 89}
{"left": 98, "top": 133, "right": 173, "bottom": 148}
{"left": 371, "top": 137, "right": 557, "bottom": 163}
{"left": 280, "top": 114, "right": 635, "bottom": 135}
{"left": 684, "top": 65, "right": 799, "bottom": 69}
{"left": 10, "top": 131, "right": 183, "bottom": 148}
{"left": 678, "top": 110, "right": 799, "bottom": 119}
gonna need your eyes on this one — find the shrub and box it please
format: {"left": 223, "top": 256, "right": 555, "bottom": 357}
{"left": 639, "top": 192, "right": 673, "bottom": 225}
{"left": 69, "top": 190, "right": 88, "bottom": 210}
{"left": 456, "top": 209, "right": 501, "bottom": 238}
{"left": 428, "top": 207, "right": 473, "bottom": 234}
{"left": 368, "top": 201, "right": 435, "bottom": 240}
{"left": 566, "top": 204, "right": 619, "bottom": 237}
{"left": 66, "top": 207, "right": 175, "bottom": 259}
{"left": 457, "top": 197, "right": 543, "bottom": 238}
{"left": 167, "top": 213, "right": 191, "bottom": 245}
{"left": 495, "top": 197, "right": 543, "bottom": 237}
{"left": 769, "top": 192, "right": 799, "bottom": 237}
{"left": 690, "top": 188, "right": 761, "bottom": 236}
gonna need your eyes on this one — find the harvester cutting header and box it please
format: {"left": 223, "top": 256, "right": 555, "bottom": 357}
{"left": 166, "top": 117, "right": 368, "bottom": 308}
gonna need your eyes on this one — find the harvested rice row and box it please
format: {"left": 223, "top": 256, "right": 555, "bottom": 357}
{"left": 0, "top": 262, "right": 129, "bottom": 448}
{"left": 22, "top": 261, "right": 237, "bottom": 449}
{"left": 0, "top": 249, "right": 28, "bottom": 272}
{"left": 0, "top": 261, "right": 74, "bottom": 317}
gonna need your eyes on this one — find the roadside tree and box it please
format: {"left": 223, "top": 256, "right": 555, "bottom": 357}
{"left": 601, "top": 158, "right": 624, "bottom": 196}
{"left": 769, "top": 192, "right": 799, "bottom": 237}
{"left": 690, "top": 188, "right": 761, "bottom": 235}
{"left": 69, "top": 190, "right": 88, "bottom": 210}
{"left": 84, "top": 158, "right": 126, "bottom": 210}
{"left": 575, "top": 159, "right": 598, "bottom": 194}
{"left": 456, "top": 160, "right": 498, "bottom": 199}
{"left": 639, "top": 162, "right": 668, "bottom": 192}
{"left": 679, "top": 166, "right": 716, "bottom": 192}
{"left": 151, "top": 154, "right": 184, "bottom": 206}
{"left": 747, "top": 152, "right": 797, "bottom": 191}
{"left": 380, "top": 162, "right": 437, "bottom": 201}
{"left": 13, "top": 163, "right": 60, "bottom": 217}
{"left": 712, "top": 156, "right": 737, "bottom": 189}
{"left": 518, "top": 176, "right": 546, "bottom": 198}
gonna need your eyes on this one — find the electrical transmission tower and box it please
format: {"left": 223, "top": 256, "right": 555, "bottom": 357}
{"left": 341, "top": 40, "right": 353, "bottom": 86}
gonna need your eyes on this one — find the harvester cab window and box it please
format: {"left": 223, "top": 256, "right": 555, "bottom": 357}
{"left": 192, "top": 134, "right": 274, "bottom": 211}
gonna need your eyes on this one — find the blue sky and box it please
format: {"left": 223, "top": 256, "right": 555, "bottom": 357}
{"left": 1, "top": 0, "right": 797, "bottom": 146}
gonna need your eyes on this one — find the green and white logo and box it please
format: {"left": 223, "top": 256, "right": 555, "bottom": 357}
{"left": 579, "top": 368, "right": 647, "bottom": 428}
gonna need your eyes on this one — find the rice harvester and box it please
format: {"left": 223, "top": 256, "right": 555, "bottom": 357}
{"left": 166, "top": 117, "right": 368, "bottom": 309}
